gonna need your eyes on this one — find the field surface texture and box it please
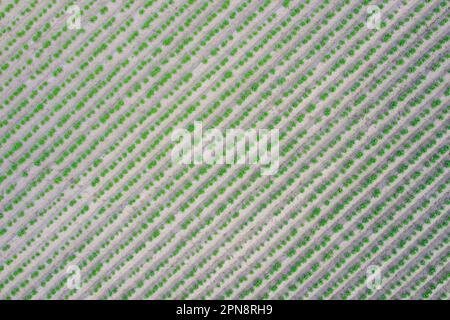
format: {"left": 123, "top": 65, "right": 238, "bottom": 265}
{"left": 0, "top": 0, "right": 449, "bottom": 300}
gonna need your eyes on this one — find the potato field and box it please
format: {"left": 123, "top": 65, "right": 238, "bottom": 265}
{"left": 0, "top": 0, "right": 448, "bottom": 300}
